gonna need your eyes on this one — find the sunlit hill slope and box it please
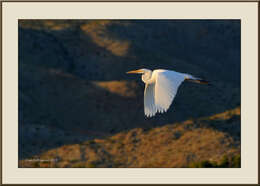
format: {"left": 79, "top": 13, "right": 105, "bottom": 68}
{"left": 18, "top": 20, "right": 241, "bottom": 167}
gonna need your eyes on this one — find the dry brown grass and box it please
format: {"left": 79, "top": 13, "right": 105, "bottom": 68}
{"left": 19, "top": 20, "right": 130, "bottom": 56}
{"left": 206, "top": 107, "right": 240, "bottom": 121}
{"left": 18, "top": 20, "right": 240, "bottom": 167}
{"left": 93, "top": 80, "right": 138, "bottom": 98}
{"left": 19, "top": 107, "right": 240, "bottom": 168}
{"left": 80, "top": 21, "right": 130, "bottom": 57}
{"left": 19, "top": 20, "right": 74, "bottom": 31}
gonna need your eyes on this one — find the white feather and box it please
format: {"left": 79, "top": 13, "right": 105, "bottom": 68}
{"left": 144, "top": 70, "right": 186, "bottom": 117}
{"left": 126, "top": 68, "right": 201, "bottom": 117}
{"left": 144, "top": 83, "right": 156, "bottom": 117}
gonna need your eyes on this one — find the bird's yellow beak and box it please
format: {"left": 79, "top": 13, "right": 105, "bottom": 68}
{"left": 126, "top": 69, "right": 143, "bottom": 74}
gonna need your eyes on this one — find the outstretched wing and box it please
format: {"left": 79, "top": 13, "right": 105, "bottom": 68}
{"left": 144, "top": 83, "right": 156, "bottom": 117}
{"left": 154, "top": 70, "right": 185, "bottom": 114}
{"left": 143, "top": 70, "right": 186, "bottom": 117}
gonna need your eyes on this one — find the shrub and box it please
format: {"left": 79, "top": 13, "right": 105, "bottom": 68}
{"left": 189, "top": 154, "right": 241, "bottom": 168}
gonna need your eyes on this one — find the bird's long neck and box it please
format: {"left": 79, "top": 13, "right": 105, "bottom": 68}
{"left": 141, "top": 70, "right": 153, "bottom": 83}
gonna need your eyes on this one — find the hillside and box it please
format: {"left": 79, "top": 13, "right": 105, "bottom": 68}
{"left": 19, "top": 107, "right": 240, "bottom": 168}
{"left": 18, "top": 20, "right": 241, "bottom": 167}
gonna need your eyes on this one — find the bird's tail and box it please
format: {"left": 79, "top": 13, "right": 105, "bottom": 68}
{"left": 186, "top": 75, "right": 210, "bottom": 85}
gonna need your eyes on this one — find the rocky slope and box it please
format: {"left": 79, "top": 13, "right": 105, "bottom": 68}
{"left": 19, "top": 107, "right": 240, "bottom": 168}
{"left": 18, "top": 20, "right": 241, "bottom": 167}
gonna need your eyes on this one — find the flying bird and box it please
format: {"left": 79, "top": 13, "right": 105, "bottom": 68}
{"left": 127, "top": 68, "right": 209, "bottom": 117}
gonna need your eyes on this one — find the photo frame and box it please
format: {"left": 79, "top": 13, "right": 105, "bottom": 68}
{"left": 1, "top": 0, "right": 259, "bottom": 185}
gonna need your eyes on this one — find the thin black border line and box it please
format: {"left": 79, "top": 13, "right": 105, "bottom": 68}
{"left": 257, "top": 2, "right": 260, "bottom": 184}
{"left": 1, "top": 1, "right": 260, "bottom": 2}
{"left": 18, "top": 18, "right": 243, "bottom": 20}
{"left": 0, "top": 1, "right": 258, "bottom": 185}
{"left": 0, "top": 2, "right": 3, "bottom": 185}
{"left": 0, "top": 1, "right": 2, "bottom": 186}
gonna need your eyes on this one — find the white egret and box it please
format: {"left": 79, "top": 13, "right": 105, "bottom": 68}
{"left": 127, "top": 69, "right": 209, "bottom": 117}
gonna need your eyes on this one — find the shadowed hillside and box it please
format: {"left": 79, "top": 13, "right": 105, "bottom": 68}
{"left": 18, "top": 20, "right": 241, "bottom": 167}
{"left": 19, "top": 107, "right": 240, "bottom": 168}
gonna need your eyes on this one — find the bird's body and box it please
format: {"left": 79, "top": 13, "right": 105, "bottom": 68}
{"left": 127, "top": 68, "right": 209, "bottom": 117}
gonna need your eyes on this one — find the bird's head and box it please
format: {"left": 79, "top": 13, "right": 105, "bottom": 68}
{"left": 126, "top": 68, "right": 151, "bottom": 74}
